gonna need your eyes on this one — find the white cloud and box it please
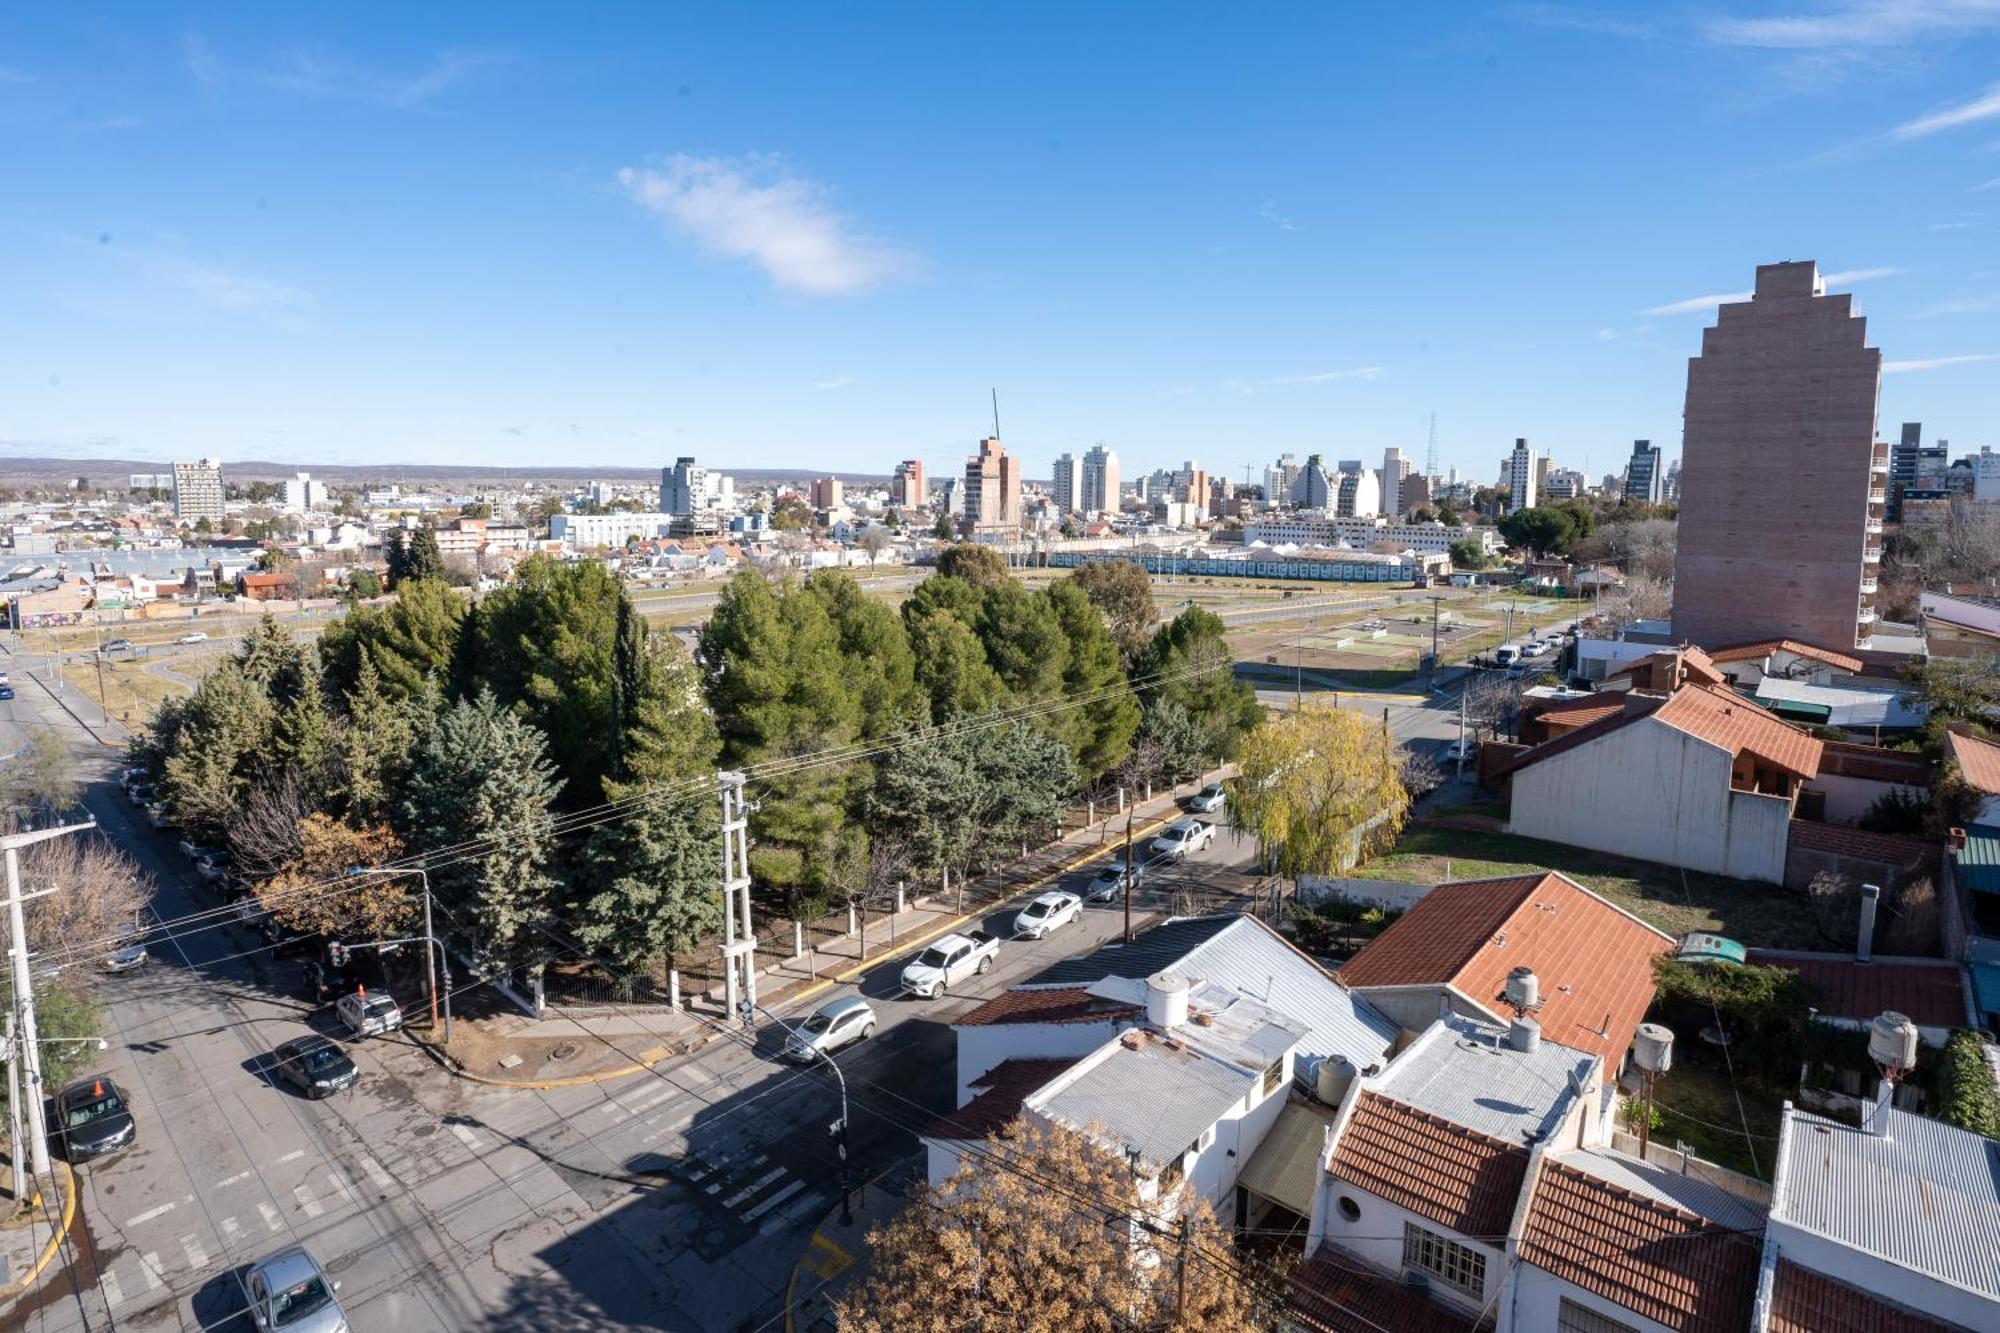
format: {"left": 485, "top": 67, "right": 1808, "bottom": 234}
{"left": 1706, "top": 2, "right": 2000, "bottom": 50}
{"left": 1228, "top": 367, "right": 1386, "bottom": 394}
{"left": 1931, "top": 220, "right": 1976, "bottom": 230}
{"left": 1259, "top": 200, "right": 1299, "bottom": 232}
{"left": 1891, "top": 80, "right": 2000, "bottom": 140}
{"left": 1973, "top": 177, "right": 2000, "bottom": 191}
{"left": 1508, "top": 5, "right": 1658, "bottom": 39}
{"left": 185, "top": 35, "right": 501, "bottom": 109}
{"left": 1883, "top": 352, "right": 2000, "bottom": 372}
{"left": 1821, "top": 266, "right": 1904, "bottom": 284}
{"left": 617, "top": 155, "right": 915, "bottom": 297}
{"left": 814, "top": 375, "right": 854, "bottom": 391}
{"left": 1919, "top": 295, "right": 2000, "bottom": 315}
{"left": 151, "top": 256, "right": 312, "bottom": 310}
{"left": 1640, "top": 291, "right": 1751, "bottom": 316}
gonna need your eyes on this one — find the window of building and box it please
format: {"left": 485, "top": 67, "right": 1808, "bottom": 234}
{"left": 1261, "top": 1056, "right": 1286, "bottom": 1098}
{"left": 1190, "top": 1125, "right": 1214, "bottom": 1155}
{"left": 1336, "top": 1196, "right": 1361, "bottom": 1223}
{"left": 1402, "top": 1222, "right": 1486, "bottom": 1298}
{"left": 1557, "top": 1298, "right": 1641, "bottom": 1333}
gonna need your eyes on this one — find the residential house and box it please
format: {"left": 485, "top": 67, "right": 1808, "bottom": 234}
{"left": 237, "top": 570, "right": 299, "bottom": 602}
{"left": 1498, "top": 683, "right": 1824, "bottom": 884}
{"left": 1920, "top": 590, "right": 2000, "bottom": 665}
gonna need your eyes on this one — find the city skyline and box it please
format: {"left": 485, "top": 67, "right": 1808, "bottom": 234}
{"left": 4, "top": 6, "right": 1998, "bottom": 479}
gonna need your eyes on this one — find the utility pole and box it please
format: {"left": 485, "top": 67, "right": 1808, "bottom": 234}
{"left": 5, "top": 1003, "right": 22, "bottom": 1207}
{"left": 1122, "top": 807, "right": 1136, "bottom": 945}
{"left": 1457, "top": 683, "right": 1470, "bottom": 782}
{"left": 1427, "top": 595, "right": 1443, "bottom": 690}
{"left": 5, "top": 819, "right": 97, "bottom": 1183}
{"left": 755, "top": 1000, "right": 852, "bottom": 1225}
{"left": 719, "top": 772, "right": 757, "bottom": 1020}
{"left": 344, "top": 867, "right": 448, "bottom": 1044}
{"left": 1175, "top": 1214, "right": 1192, "bottom": 1318}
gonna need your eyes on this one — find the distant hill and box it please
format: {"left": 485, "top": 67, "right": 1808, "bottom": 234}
{"left": 0, "top": 457, "right": 891, "bottom": 489}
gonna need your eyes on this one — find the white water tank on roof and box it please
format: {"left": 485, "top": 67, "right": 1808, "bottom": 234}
{"left": 1146, "top": 970, "right": 1190, "bottom": 1030}
{"left": 1633, "top": 1022, "right": 1674, "bottom": 1075}
{"left": 1504, "top": 966, "right": 1539, "bottom": 1012}
{"left": 1506, "top": 1016, "right": 1541, "bottom": 1054}
{"left": 1315, "top": 1056, "right": 1355, "bottom": 1106}
{"left": 1868, "top": 1011, "right": 1919, "bottom": 1074}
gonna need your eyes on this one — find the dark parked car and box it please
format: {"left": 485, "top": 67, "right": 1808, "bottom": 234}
{"left": 270, "top": 1035, "right": 358, "bottom": 1099}
{"left": 0, "top": 686, "right": 15, "bottom": 701}
{"left": 54, "top": 1076, "right": 136, "bottom": 1162}
{"left": 300, "top": 959, "right": 354, "bottom": 1002}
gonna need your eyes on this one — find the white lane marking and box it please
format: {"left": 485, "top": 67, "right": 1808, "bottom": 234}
{"left": 741, "top": 1176, "right": 808, "bottom": 1222}
{"left": 100, "top": 1269, "right": 125, "bottom": 1309}
{"left": 360, "top": 1154, "right": 394, "bottom": 1190}
{"left": 139, "top": 1253, "right": 166, "bottom": 1292}
{"left": 325, "top": 1171, "right": 357, "bottom": 1205}
{"left": 721, "top": 1165, "right": 787, "bottom": 1208}
{"left": 633, "top": 1087, "right": 674, "bottom": 1113}
{"left": 213, "top": 1170, "right": 252, "bottom": 1189}
{"left": 220, "top": 1216, "right": 242, "bottom": 1244}
{"left": 759, "top": 1188, "right": 832, "bottom": 1238}
{"left": 180, "top": 1233, "right": 209, "bottom": 1269}
{"left": 276, "top": 1148, "right": 306, "bottom": 1165}
{"left": 257, "top": 1202, "right": 282, "bottom": 1232}
{"left": 448, "top": 1122, "right": 484, "bottom": 1152}
{"left": 126, "top": 1200, "right": 176, "bottom": 1227}
{"left": 293, "top": 1183, "right": 323, "bottom": 1219}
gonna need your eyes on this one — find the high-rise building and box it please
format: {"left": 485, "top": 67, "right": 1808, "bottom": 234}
{"left": 963, "top": 436, "right": 1021, "bottom": 532}
{"left": 1671, "top": 261, "right": 1883, "bottom": 651}
{"left": 172, "top": 458, "right": 224, "bottom": 522}
{"left": 658, "top": 457, "right": 733, "bottom": 515}
{"left": 1623, "top": 440, "right": 1663, "bottom": 505}
{"left": 1051, "top": 453, "right": 1078, "bottom": 516}
{"left": 1886, "top": 422, "right": 1948, "bottom": 521}
{"left": 1265, "top": 454, "right": 1300, "bottom": 507}
{"left": 891, "top": 459, "right": 927, "bottom": 509}
{"left": 1380, "top": 448, "right": 1412, "bottom": 516}
{"left": 1292, "top": 455, "right": 1333, "bottom": 508}
{"left": 283, "top": 472, "right": 326, "bottom": 514}
{"left": 1505, "top": 439, "right": 1538, "bottom": 512}
{"left": 1181, "top": 463, "right": 1210, "bottom": 513}
{"left": 1081, "top": 444, "right": 1118, "bottom": 517}
{"left": 1400, "top": 474, "right": 1432, "bottom": 515}
{"left": 1334, "top": 463, "right": 1381, "bottom": 518}
{"left": 810, "top": 476, "right": 844, "bottom": 510}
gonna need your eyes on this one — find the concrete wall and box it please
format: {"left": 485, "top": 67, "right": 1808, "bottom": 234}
{"left": 1766, "top": 1223, "right": 2000, "bottom": 1332}
{"left": 1802, "top": 772, "right": 1923, "bottom": 826}
{"left": 1308, "top": 1185, "right": 1499, "bottom": 1317}
{"left": 1509, "top": 1271, "right": 1678, "bottom": 1333}
{"left": 1297, "top": 877, "right": 1435, "bottom": 912}
{"left": 1507, "top": 717, "right": 1792, "bottom": 884}
{"left": 1185, "top": 1050, "right": 1293, "bottom": 1211}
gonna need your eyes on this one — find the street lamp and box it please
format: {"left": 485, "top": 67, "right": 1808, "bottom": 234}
{"left": 751, "top": 1000, "right": 852, "bottom": 1225}
{"left": 342, "top": 867, "right": 449, "bottom": 1043}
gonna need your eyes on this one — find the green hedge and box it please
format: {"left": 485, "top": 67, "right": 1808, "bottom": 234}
{"left": 1931, "top": 1030, "right": 2000, "bottom": 1137}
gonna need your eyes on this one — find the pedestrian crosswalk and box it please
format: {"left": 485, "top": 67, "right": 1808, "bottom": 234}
{"left": 673, "top": 1147, "right": 830, "bottom": 1256}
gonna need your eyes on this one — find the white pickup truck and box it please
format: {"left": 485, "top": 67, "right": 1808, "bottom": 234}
{"left": 899, "top": 930, "right": 998, "bottom": 999}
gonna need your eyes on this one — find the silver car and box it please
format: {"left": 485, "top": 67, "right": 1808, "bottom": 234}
{"left": 243, "top": 1245, "right": 346, "bottom": 1332}
{"left": 335, "top": 989, "right": 402, "bottom": 1038}
{"left": 1084, "top": 860, "right": 1143, "bottom": 903}
{"left": 102, "top": 941, "right": 148, "bottom": 973}
{"left": 783, "top": 995, "right": 876, "bottom": 1061}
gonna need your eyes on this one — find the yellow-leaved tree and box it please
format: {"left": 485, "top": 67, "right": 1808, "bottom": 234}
{"left": 1228, "top": 700, "right": 1408, "bottom": 879}
{"left": 837, "top": 1118, "right": 1272, "bottom": 1333}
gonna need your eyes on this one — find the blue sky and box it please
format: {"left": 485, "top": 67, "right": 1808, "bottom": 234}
{"left": 3, "top": 3, "right": 1997, "bottom": 484}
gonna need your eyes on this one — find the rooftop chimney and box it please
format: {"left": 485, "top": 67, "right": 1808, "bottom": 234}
{"left": 1856, "top": 883, "right": 1881, "bottom": 964}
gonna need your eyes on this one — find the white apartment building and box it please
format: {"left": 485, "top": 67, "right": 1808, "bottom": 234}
{"left": 1051, "top": 452, "right": 1077, "bottom": 516}
{"left": 283, "top": 472, "right": 326, "bottom": 513}
{"left": 172, "top": 458, "right": 224, "bottom": 522}
{"left": 1506, "top": 437, "right": 1538, "bottom": 511}
{"left": 1081, "top": 444, "right": 1118, "bottom": 517}
{"left": 1379, "top": 448, "right": 1411, "bottom": 517}
{"left": 1334, "top": 464, "right": 1379, "bottom": 519}
{"left": 660, "top": 456, "right": 735, "bottom": 515}
{"left": 550, "top": 512, "right": 676, "bottom": 549}
{"left": 1243, "top": 514, "right": 1500, "bottom": 556}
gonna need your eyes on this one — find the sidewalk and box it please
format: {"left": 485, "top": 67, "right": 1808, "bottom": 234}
{"left": 0, "top": 1155, "right": 77, "bottom": 1302}
{"left": 784, "top": 1155, "right": 923, "bottom": 1333}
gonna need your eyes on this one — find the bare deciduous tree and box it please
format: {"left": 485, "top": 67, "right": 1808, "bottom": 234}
{"left": 21, "top": 835, "right": 151, "bottom": 961}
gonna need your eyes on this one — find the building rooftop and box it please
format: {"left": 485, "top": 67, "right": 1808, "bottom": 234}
{"left": 951, "top": 986, "right": 1139, "bottom": 1028}
{"left": 1027, "top": 915, "right": 1399, "bottom": 1075}
{"left": 1372, "top": 1014, "right": 1597, "bottom": 1145}
{"left": 1338, "top": 872, "right": 1674, "bottom": 1066}
{"left": 1330, "top": 1089, "right": 1530, "bottom": 1239}
{"left": 1288, "top": 1247, "right": 1488, "bottom": 1333}
{"left": 1747, "top": 952, "right": 1969, "bottom": 1030}
{"left": 1752, "top": 677, "right": 1926, "bottom": 730}
{"left": 1783, "top": 819, "right": 1935, "bottom": 871}
{"left": 1772, "top": 1104, "right": 2000, "bottom": 1303}
{"left": 1520, "top": 1155, "right": 1764, "bottom": 1333}
{"left": 1768, "top": 1259, "right": 1963, "bottom": 1333}
{"left": 1945, "top": 725, "right": 2000, "bottom": 797}
{"left": 1707, "top": 638, "right": 1864, "bottom": 674}
{"left": 920, "top": 1057, "right": 1080, "bottom": 1143}
{"left": 1029, "top": 1031, "right": 1258, "bottom": 1173}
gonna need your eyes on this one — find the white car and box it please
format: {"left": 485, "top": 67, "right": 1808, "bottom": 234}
{"left": 102, "top": 936, "right": 149, "bottom": 973}
{"left": 1149, "top": 818, "right": 1215, "bottom": 861}
{"left": 1187, "top": 782, "right": 1227, "bottom": 814}
{"left": 1439, "top": 738, "right": 1478, "bottom": 764}
{"left": 783, "top": 996, "right": 876, "bottom": 1062}
{"left": 899, "top": 931, "right": 998, "bottom": 999}
{"left": 335, "top": 989, "right": 402, "bottom": 1037}
{"left": 176, "top": 631, "right": 208, "bottom": 644}
{"left": 1012, "top": 890, "right": 1082, "bottom": 940}
{"left": 1084, "top": 860, "right": 1143, "bottom": 903}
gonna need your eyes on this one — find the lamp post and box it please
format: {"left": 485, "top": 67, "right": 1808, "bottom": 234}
{"left": 752, "top": 1000, "right": 852, "bottom": 1225}
{"left": 342, "top": 867, "right": 448, "bottom": 1043}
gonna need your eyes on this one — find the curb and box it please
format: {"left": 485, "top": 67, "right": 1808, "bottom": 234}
{"left": 782, "top": 805, "right": 1186, "bottom": 1009}
{"left": 410, "top": 1030, "right": 723, "bottom": 1091}
{"left": 784, "top": 1159, "right": 913, "bottom": 1333}
{"left": 6, "top": 1160, "right": 76, "bottom": 1299}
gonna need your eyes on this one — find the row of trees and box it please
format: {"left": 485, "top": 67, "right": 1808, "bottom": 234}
{"left": 133, "top": 551, "right": 1261, "bottom": 996}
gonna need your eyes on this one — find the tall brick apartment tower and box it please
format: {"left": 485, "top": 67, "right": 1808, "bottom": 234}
{"left": 1670, "top": 261, "right": 1886, "bottom": 652}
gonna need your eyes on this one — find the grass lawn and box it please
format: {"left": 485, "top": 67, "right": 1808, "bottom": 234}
{"left": 1647, "top": 1059, "right": 1785, "bottom": 1181}
{"left": 76, "top": 659, "right": 192, "bottom": 730}
{"left": 1357, "top": 822, "right": 1822, "bottom": 949}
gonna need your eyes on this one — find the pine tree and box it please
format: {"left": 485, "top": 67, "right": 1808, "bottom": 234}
{"left": 405, "top": 521, "right": 446, "bottom": 583}
{"left": 575, "top": 789, "right": 720, "bottom": 999}
{"left": 1042, "top": 579, "right": 1138, "bottom": 780}
{"left": 269, "top": 648, "right": 334, "bottom": 791}
{"left": 330, "top": 655, "right": 413, "bottom": 824}
{"left": 384, "top": 529, "right": 410, "bottom": 586}
{"left": 318, "top": 577, "right": 465, "bottom": 700}
{"left": 160, "top": 662, "right": 276, "bottom": 845}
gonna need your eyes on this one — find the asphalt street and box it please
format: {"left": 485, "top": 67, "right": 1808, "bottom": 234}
{"left": 4, "top": 659, "right": 1268, "bottom": 1333}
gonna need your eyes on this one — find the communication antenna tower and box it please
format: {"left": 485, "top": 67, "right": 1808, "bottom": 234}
{"left": 1425, "top": 411, "right": 1439, "bottom": 479}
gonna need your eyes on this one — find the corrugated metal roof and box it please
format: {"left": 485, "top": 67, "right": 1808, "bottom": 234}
{"left": 1237, "top": 1098, "right": 1336, "bottom": 1217}
{"left": 1946, "top": 726, "right": 2000, "bottom": 796}
{"left": 1774, "top": 1106, "right": 2000, "bottom": 1301}
{"left": 1375, "top": 1015, "right": 1597, "bottom": 1145}
{"left": 1031, "top": 1036, "right": 1254, "bottom": 1171}
{"left": 1960, "top": 829, "right": 2000, "bottom": 895}
{"left": 1025, "top": 916, "right": 1237, "bottom": 987}
{"left": 1552, "top": 1147, "right": 1766, "bottom": 1232}
{"left": 1754, "top": 677, "right": 1925, "bottom": 730}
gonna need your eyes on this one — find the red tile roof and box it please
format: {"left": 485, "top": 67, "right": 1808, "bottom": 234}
{"left": 1748, "top": 953, "right": 1967, "bottom": 1029}
{"left": 1604, "top": 646, "right": 1727, "bottom": 689}
{"left": 1785, "top": 819, "right": 1936, "bottom": 868}
{"left": 1945, "top": 724, "right": 2000, "bottom": 796}
{"left": 1495, "top": 695, "right": 1665, "bottom": 777}
{"left": 1330, "top": 1092, "right": 1528, "bottom": 1238}
{"left": 952, "top": 987, "right": 1139, "bottom": 1028}
{"left": 919, "top": 1058, "right": 1078, "bottom": 1142}
{"left": 1707, "top": 638, "right": 1865, "bottom": 674}
{"left": 1288, "top": 1248, "right": 1488, "bottom": 1333}
{"left": 1519, "top": 1159, "right": 1763, "bottom": 1333}
{"left": 1532, "top": 696, "right": 1632, "bottom": 734}
{"left": 1338, "top": 872, "right": 1674, "bottom": 1064}
{"left": 1769, "top": 1261, "right": 1962, "bottom": 1333}
{"left": 1652, "top": 683, "right": 1824, "bottom": 778}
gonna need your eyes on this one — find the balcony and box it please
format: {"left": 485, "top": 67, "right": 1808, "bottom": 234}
{"left": 1863, "top": 544, "right": 1882, "bottom": 564}
{"left": 1860, "top": 577, "right": 1878, "bottom": 595}
{"left": 1858, "top": 607, "right": 1878, "bottom": 626}
{"left": 1865, "top": 518, "right": 1884, "bottom": 536}
{"left": 1871, "top": 445, "right": 1890, "bottom": 473}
